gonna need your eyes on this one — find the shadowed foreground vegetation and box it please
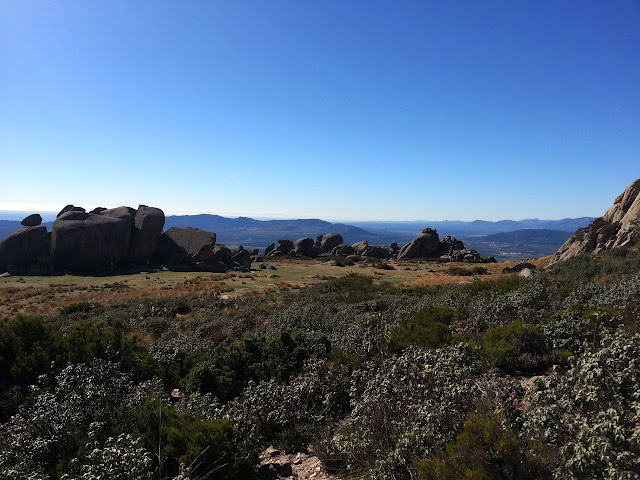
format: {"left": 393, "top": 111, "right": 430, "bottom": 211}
{"left": 1, "top": 248, "right": 640, "bottom": 479}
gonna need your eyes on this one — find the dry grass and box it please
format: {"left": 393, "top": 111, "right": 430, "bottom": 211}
{"left": 0, "top": 257, "right": 540, "bottom": 316}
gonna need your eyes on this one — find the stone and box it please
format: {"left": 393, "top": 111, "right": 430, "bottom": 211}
{"left": 352, "top": 240, "right": 369, "bottom": 254}
{"left": 259, "top": 263, "right": 277, "bottom": 270}
{"left": 195, "top": 260, "right": 227, "bottom": 273}
{"left": 331, "top": 244, "right": 356, "bottom": 256}
{"left": 502, "top": 262, "right": 536, "bottom": 274}
{"left": 51, "top": 212, "right": 131, "bottom": 268}
{"left": 264, "top": 243, "right": 276, "bottom": 256}
{"left": 89, "top": 207, "right": 107, "bottom": 214}
{"left": 481, "top": 256, "right": 497, "bottom": 263}
{"left": 519, "top": 267, "right": 536, "bottom": 278}
{"left": 21, "top": 214, "right": 42, "bottom": 227}
{"left": 101, "top": 206, "right": 136, "bottom": 229}
{"left": 362, "top": 245, "right": 390, "bottom": 258}
{"left": 57, "top": 204, "right": 85, "bottom": 218}
{"left": 553, "top": 179, "right": 640, "bottom": 263}
{"left": 294, "top": 237, "right": 315, "bottom": 257}
{"left": 248, "top": 248, "right": 259, "bottom": 256}
{"left": 438, "top": 235, "right": 465, "bottom": 253}
{"left": 154, "top": 227, "right": 216, "bottom": 266}
{"left": 398, "top": 229, "right": 440, "bottom": 259}
{"left": 231, "top": 247, "right": 252, "bottom": 269}
{"left": 321, "top": 233, "right": 344, "bottom": 252}
{"left": 0, "top": 272, "right": 11, "bottom": 278}
{"left": 130, "top": 205, "right": 165, "bottom": 263}
{"left": 275, "top": 239, "right": 294, "bottom": 255}
{"left": 0, "top": 226, "right": 51, "bottom": 273}
{"left": 212, "top": 244, "right": 232, "bottom": 264}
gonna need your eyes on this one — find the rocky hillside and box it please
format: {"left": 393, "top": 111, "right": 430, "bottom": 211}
{"left": 552, "top": 179, "right": 640, "bottom": 262}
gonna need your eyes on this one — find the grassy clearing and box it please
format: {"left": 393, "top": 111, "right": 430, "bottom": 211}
{"left": 0, "top": 257, "right": 545, "bottom": 316}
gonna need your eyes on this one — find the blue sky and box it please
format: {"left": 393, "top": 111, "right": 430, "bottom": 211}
{"left": 1, "top": 1, "right": 638, "bottom": 221}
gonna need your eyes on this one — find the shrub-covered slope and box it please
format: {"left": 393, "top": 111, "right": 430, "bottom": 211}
{"left": 1, "top": 247, "right": 640, "bottom": 479}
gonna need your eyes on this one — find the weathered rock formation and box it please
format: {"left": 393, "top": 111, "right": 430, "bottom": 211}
{"left": 397, "top": 228, "right": 485, "bottom": 262}
{"left": 57, "top": 205, "right": 85, "bottom": 217}
{"left": 552, "top": 179, "right": 640, "bottom": 263}
{"left": 51, "top": 211, "right": 133, "bottom": 268}
{"left": 398, "top": 228, "right": 440, "bottom": 259}
{"left": 130, "top": 206, "right": 165, "bottom": 262}
{"left": 0, "top": 226, "right": 50, "bottom": 274}
{"left": 21, "top": 214, "right": 42, "bottom": 227}
{"left": 154, "top": 227, "right": 217, "bottom": 266}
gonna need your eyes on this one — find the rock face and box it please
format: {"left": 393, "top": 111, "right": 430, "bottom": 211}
{"left": 51, "top": 212, "right": 131, "bottom": 268}
{"left": 321, "top": 233, "right": 343, "bottom": 252}
{"left": 398, "top": 228, "right": 440, "bottom": 259}
{"left": 275, "top": 239, "right": 295, "bottom": 255}
{"left": 130, "top": 205, "right": 165, "bottom": 263}
{"left": 0, "top": 226, "right": 50, "bottom": 274}
{"left": 552, "top": 179, "right": 640, "bottom": 263}
{"left": 57, "top": 205, "right": 85, "bottom": 218}
{"left": 154, "top": 227, "right": 217, "bottom": 266}
{"left": 21, "top": 214, "right": 42, "bottom": 227}
{"left": 231, "top": 247, "right": 252, "bottom": 269}
{"left": 294, "top": 237, "right": 316, "bottom": 257}
{"left": 101, "top": 206, "right": 137, "bottom": 229}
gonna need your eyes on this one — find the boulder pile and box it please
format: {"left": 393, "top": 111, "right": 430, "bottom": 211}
{"left": 0, "top": 204, "right": 498, "bottom": 276}
{"left": 264, "top": 230, "right": 495, "bottom": 263}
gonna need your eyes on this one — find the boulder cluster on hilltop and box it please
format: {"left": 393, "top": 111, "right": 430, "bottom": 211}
{"left": 0, "top": 205, "right": 256, "bottom": 275}
{"left": 552, "top": 179, "right": 640, "bottom": 263}
{"left": 0, "top": 204, "right": 496, "bottom": 276}
{"left": 263, "top": 229, "right": 495, "bottom": 263}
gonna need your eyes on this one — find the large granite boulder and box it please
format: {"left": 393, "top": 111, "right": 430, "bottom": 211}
{"left": 195, "top": 260, "right": 228, "bottom": 273}
{"left": 57, "top": 205, "right": 85, "bottom": 218}
{"left": 211, "top": 244, "right": 232, "bottom": 264}
{"left": 331, "top": 244, "right": 356, "bottom": 256}
{"left": 154, "top": 227, "right": 217, "bottom": 266}
{"left": 352, "top": 240, "right": 369, "bottom": 255}
{"left": 0, "top": 226, "right": 50, "bottom": 273}
{"left": 130, "top": 205, "right": 165, "bottom": 263}
{"left": 294, "top": 237, "right": 315, "bottom": 257}
{"left": 321, "top": 233, "right": 343, "bottom": 252}
{"left": 21, "top": 214, "right": 42, "bottom": 227}
{"left": 264, "top": 243, "right": 276, "bottom": 256}
{"left": 231, "top": 247, "right": 252, "bottom": 269}
{"left": 438, "top": 236, "right": 465, "bottom": 254}
{"left": 275, "top": 239, "right": 295, "bottom": 255}
{"left": 361, "top": 245, "right": 390, "bottom": 258}
{"left": 51, "top": 212, "right": 131, "bottom": 268}
{"left": 101, "top": 206, "right": 136, "bottom": 229}
{"left": 398, "top": 228, "right": 440, "bottom": 259}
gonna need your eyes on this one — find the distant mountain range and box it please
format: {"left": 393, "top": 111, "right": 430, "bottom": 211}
{"left": 350, "top": 218, "right": 595, "bottom": 237}
{"left": 0, "top": 213, "right": 594, "bottom": 260}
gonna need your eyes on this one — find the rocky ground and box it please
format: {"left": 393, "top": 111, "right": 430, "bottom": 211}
{"left": 255, "top": 447, "right": 340, "bottom": 480}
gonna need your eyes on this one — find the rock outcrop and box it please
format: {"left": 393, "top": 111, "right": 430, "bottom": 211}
{"left": 57, "top": 205, "right": 85, "bottom": 217}
{"left": 130, "top": 205, "right": 165, "bottom": 263}
{"left": 320, "top": 233, "right": 343, "bottom": 252}
{"left": 398, "top": 228, "right": 440, "bottom": 259}
{"left": 0, "top": 226, "right": 50, "bottom": 274}
{"left": 154, "top": 227, "right": 217, "bottom": 266}
{"left": 51, "top": 211, "right": 132, "bottom": 268}
{"left": 21, "top": 214, "right": 42, "bottom": 227}
{"left": 552, "top": 179, "right": 640, "bottom": 263}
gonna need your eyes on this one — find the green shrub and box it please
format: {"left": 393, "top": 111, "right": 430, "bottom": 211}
{"left": 482, "top": 321, "right": 554, "bottom": 374}
{"left": 418, "top": 408, "right": 522, "bottom": 480}
{"left": 385, "top": 305, "right": 455, "bottom": 353}
{"left": 448, "top": 266, "right": 488, "bottom": 276}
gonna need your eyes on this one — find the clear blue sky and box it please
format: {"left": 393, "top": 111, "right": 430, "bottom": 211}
{"left": 1, "top": 1, "right": 638, "bottom": 221}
